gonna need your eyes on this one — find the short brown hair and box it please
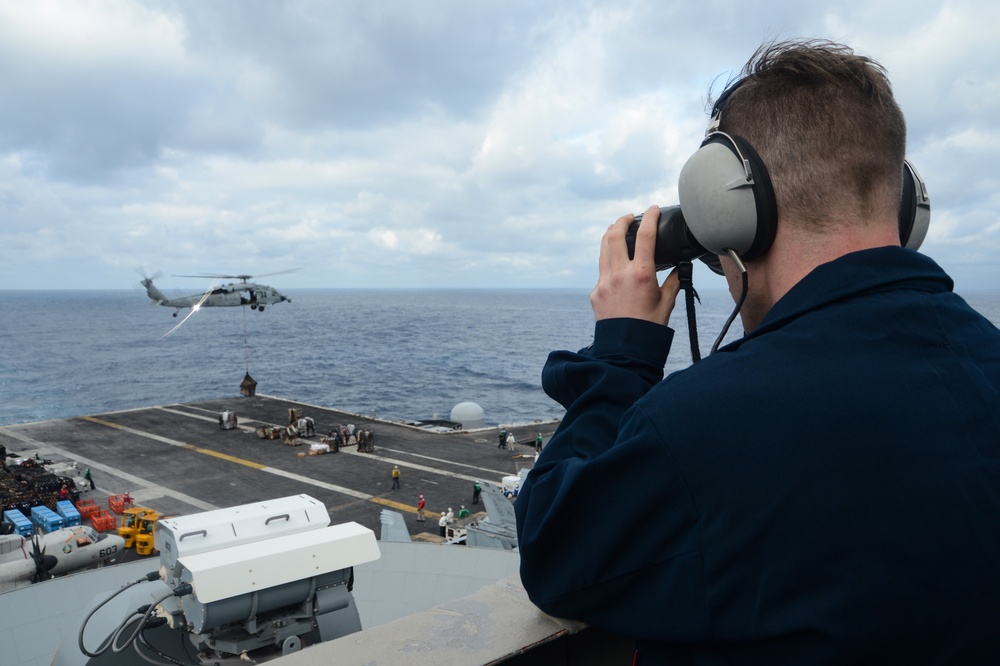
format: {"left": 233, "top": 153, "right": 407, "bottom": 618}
{"left": 717, "top": 39, "right": 906, "bottom": 232}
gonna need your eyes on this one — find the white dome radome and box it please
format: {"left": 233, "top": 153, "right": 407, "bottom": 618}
{"left": 450, "top": 402, "right": 485, "bottom": 429}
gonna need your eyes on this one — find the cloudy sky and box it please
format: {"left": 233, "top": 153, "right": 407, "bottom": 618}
{"left": 1, "top": 0, "right": 997, "bottom": 293}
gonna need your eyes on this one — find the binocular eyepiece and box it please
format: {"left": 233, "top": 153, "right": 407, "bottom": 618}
{"left": 625, "top": 205, "right": 723, "bottom": 275}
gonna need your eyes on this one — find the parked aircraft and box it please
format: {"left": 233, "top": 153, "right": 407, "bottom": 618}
{"left": 0, "top": 525, "right": 126, "bottom": 592}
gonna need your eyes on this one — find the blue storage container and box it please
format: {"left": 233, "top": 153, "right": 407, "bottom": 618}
{"left": 56, "top": 500, "right": 82, "bottom": 527}
{"left": 30, "top": 505, "right": 64, "bottom": 533}
{"left": 3, "top": 509, "right": 33, "bottom": 537}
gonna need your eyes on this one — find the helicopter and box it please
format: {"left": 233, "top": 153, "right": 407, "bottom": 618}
{"left": 139, "top": 270, "right": 297, "bottom": 317}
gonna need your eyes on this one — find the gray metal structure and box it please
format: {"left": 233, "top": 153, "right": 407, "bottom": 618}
{"left": 466, "top": 482, "right": 519, "bottom": 550}
{"left": 53, "top": 496, "right": 380, "bottom": 665}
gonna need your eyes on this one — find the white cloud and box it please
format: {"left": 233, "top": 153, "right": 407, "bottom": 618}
{"left": 0, "top": 0, "right": 997, "bottom": 292}
{"left": 0, "top": 0, "right": 186, "bottom": 64}
{"left": 370, "top": 228, "right": 444, "bottom": 255}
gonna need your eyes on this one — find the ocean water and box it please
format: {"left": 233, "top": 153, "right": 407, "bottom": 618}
{"left": 3, "top": 287, "right": 1000, "bottom": 428}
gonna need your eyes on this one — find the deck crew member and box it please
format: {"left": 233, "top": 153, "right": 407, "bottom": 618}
{"left": 515, "top": 39, "right": 1000, "bottom": 663}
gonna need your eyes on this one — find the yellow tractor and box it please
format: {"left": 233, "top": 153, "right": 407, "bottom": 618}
{"left": 134, "top": 512, "right": 169, "bottom": 556}
{"left": 119, "top": 507, "right": 153, "bottom": 548}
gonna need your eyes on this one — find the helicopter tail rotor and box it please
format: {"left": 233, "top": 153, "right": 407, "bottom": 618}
{"left": 135, "top": 267, "right": 164, "bottom": 283}
{"left": 136, "top": 268, "right": 166, "bottom": 305}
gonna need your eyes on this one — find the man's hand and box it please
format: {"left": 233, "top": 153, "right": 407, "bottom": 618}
{"left": 591, "top": 205, "right": 681, "bottom": 324}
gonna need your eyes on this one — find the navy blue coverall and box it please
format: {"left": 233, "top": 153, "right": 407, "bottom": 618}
{"left": 515, "top": 247, "right": 1000, "bottom": 664}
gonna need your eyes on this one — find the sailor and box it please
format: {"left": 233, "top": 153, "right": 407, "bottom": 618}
{"left": 438, "top": 513, "right": 448, "bottom": 537}
{"left": 472, "top": 480, "right": 482, "bottom": 505}
{"left": 498, "top": 428, "right": 507, "bottom": 449}
{"left": 515, "top": 39, "right": 1000, "bottom": 663}
{"left": 445, "top": 507, "right": 455, "bottom": 523}
{"left": 506, "top": 432, "right": 516, "bottom": 452}
{"left": 391, "top": 465, "right": 401, "bottom": 490}
{"left": 458, "top": 505, "right": 470, "bottom": 519}
{"left": 84, "top": 468, "right": 95, "bottom": 490}
{"left": 535, "top": 434, "right": 543, "bottom": 453}
{"left": 416, "top": 495, "right": 426, "bottom": 522}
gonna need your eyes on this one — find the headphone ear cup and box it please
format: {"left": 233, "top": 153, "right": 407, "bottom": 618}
{"left": 899, "top": 160, "right": 930, "bottom": 250}
{"left": 678, "top": 133, "right": 777, "bottom": 261}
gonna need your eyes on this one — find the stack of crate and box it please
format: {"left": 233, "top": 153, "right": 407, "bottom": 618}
{"left": 90, "top": 509, "right": 116, "bottom": 532}
{"left": 75, "top": 498, "right": 99, "bottom": 520}
{"left": 30, "top": 505, "right": 64, "bottom": 533}
{"left": 3, "top": 509, "right": 33, "bottom": 537}
{"left": 56, "top": 500, "right": 82, "bottom": 527}
{"left": 108, "top": 493, "right": 132, "bottom": 514}
{"left": 255, "top": 425, "right": 282, "bottom": 440}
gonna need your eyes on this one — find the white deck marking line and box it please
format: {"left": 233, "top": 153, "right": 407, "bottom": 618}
{"left": 372, "top": 446, "right": 513, "bottom": 477}
{"left": 0, "top": 426, "right": 218, "bottom": 511}
{"left": 155, "top": 406, "right": 267, "bottom": 437}
{"left": 260, "top": 467, "right": 371, "bottom": 500}
{"left": 97, "top": 414, "right": 442, "bottom": 515}
{"left": 335, "top": 448, "right": 492, "bottom": 484}
{"left": 78, "top": 416, "right": 373, "bottom": 502}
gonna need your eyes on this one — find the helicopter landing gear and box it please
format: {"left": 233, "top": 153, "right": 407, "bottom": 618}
{"left": 258, "top": 305, "right": 265, "bottom": 312}
{"left": 173, "top": 312, "right": 178, "bottom": 317}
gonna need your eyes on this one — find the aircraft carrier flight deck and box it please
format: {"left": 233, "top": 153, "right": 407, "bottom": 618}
{"left": 0, "top": 394, "right": 557, "bottom": 540}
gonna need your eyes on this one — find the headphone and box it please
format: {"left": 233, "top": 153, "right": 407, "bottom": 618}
{"left": 676, "top": 81, "right": 931, "bottom": 263}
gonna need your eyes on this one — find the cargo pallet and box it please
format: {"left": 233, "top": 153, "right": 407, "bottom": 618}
{"left": 75, "top": 498, "right": 99, "bottom": 520}
{"left": 90, "top": 509, "right": 116, "bottom": 533}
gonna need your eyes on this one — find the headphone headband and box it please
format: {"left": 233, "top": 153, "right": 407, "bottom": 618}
{"left": 707, "top": 78, "right": 747, "bottom": 134}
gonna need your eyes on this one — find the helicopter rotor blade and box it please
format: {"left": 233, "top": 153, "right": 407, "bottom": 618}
{"left": 244, "top": 268, "right": 301, "bottom": 279}
{"left": 173, "top": 268, "right": 301, "bottom": 283}
{"left": 173, "top": 273, "right": 234, "bottom": 279}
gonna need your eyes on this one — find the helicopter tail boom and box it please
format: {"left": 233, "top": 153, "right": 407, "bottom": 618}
{"left": 141, "top": 277, "right": 169, "bottom": 305}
